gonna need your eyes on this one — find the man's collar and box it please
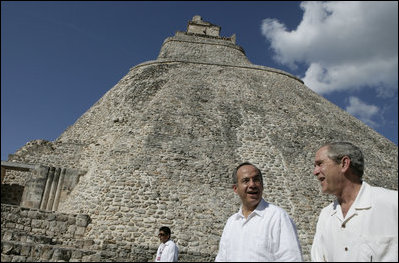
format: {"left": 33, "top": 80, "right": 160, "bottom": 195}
{"left": 353, "top": 181, "right": 372, "bottom": 210}
{"left": 330, "top": 181, "right": 372, "bottom": 216}
{"left": 236, "top": 198, "right": 269, "bottom": 219}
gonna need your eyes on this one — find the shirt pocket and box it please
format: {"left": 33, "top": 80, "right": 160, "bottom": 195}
{"left": 356, "top": 235, "right": 398, "bottom": 262}
{"left": 254, "top": 233, "right": 273, "bottom": 260}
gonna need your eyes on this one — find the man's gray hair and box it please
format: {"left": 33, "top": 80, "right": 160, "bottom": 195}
{"left": 232, "top": 162, "right": 263, "bottom": 184}
{"left": 322, "top": 142, "right": 364, "bottom": 177}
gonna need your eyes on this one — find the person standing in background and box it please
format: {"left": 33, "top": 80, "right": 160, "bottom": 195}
{"left": 155, "top": 226, "right": 178, "bottom": 262}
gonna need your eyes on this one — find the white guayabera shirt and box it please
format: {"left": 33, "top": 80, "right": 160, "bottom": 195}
{"left": 215, "top": 198, "right": 303, "bottom": 262}
{"left": 311, "top": 182, "right": 398, "bottom": 262}
{"left": 155, "top": 240, "right": 178, "bottom": 262}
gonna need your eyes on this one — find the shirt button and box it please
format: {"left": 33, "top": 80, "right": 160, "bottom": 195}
{"left": 345, "top": 247, "right": 348, "bottom": 251}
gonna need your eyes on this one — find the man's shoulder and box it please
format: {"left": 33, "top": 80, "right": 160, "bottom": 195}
{"left": 165, "top": 240, "right": 178, "bottom": 249}
{"left": 262, "top": 200, "right": 291, "bottom": 215}
{"left": 226, "top": 211, "right": 240, "bottom": 222}
{"left": 367, "top": 182, "right": 397, "bottom": 195}
{"left": 366, "top": 182, "right": 398, "bottom": 206}
{"left": 266, "top": 202, "right": 286, "bottom": 211}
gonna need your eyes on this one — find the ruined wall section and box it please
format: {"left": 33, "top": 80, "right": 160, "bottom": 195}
{"left": 7, "top": 140, "right": 86, "bottom": 170}
{"left": 157, "top": 32, "right": 251, "bottom": 66}
{"left": 4, "top": 140, "right": 87, "bottom": 192}
{"left": 52, "top": 62, "right": 244, "bottom": 255}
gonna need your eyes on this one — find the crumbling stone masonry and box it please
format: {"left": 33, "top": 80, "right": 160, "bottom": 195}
{"left": 1, "top": 16, "right": 397, "bottom": 262}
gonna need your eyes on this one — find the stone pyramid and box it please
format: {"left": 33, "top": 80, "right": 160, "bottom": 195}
{"left": 2, "top": 15, "right": 397, "bottom": 261}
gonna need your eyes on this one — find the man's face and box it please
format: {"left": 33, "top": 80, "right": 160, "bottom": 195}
{"left": 158, "top": 231, "right": 169, "bottom": 243}
{"left": 313, "top": 146, "right": 344, "bottom": 195}
{"left": 233, "top": 165, "right": 263, "bottom": 210}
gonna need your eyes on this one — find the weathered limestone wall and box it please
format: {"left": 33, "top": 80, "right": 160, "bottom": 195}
{"left": 187, "top": 15, "right": 221, "bottom": 37}
{"left": 1, "top": 204, "right": 91, "bottom": 241}
{"left": 7, "top": 140, "right": 87, "bottom": 170}
{"left": 1, "top": 204, "right": 94, "bottom": 262}
{"left": 158, "top": 32, "right": 249, "bottom": 65}
{"left": 1, "top": 161, "right": 85, "bottom": 214}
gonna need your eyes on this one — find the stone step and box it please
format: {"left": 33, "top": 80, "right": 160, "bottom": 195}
{"left": 1, "top": 229, "right": 97, "bottom": 250}
{"left": 1, "top": 240, "right": 158, "bottom": 262}
{"left": 1, "top": 239, "right": 216, "bottom": 262}
{"left": 1, "top": 229, "right": 57, "bottom": 246}
{"left": 1, "top": 204, "right": 90, "bottom": 242}
{"left": 1, "top": 240, "right": 101, "bottom": 262}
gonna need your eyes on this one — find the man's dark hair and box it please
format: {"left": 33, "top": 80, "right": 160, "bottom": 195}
{"left": 232, "top": 162, "right": 263, "bottom": 185}
{"left": 159, "top": 226, "right": 171, "bottom": 236}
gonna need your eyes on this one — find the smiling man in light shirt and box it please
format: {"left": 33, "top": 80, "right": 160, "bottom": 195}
{"left": 311, "top": 142, "right": 398, "bottom": 261}
{"left": 215, "top": 162, "right": 303, "bottom": 262}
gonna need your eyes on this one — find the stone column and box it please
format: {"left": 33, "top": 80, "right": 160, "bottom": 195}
{"left": 47, "top": 167, "right": 60, "bottom": 211}
{"left": 52, "top": 168, "right": 66, "bottom": 211}
{"left": 40, "top": 166, "right": 55, "bottom": 210}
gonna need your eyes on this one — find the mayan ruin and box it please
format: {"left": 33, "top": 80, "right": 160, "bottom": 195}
{"left": 1, "top": 15, "right": 398, "bottom": 262}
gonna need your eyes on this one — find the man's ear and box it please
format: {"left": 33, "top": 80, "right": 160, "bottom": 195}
{"left": 233, "top": 184, "right": 237, "bottom": 194}
{"left": 341, "top": 156, "right": 351, "bottom": 172}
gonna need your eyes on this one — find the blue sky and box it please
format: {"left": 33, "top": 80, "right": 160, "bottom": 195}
{"left": 1, "top": 1, "right": 398, "bottom": 161}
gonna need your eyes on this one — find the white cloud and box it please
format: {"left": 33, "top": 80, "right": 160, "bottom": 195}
{"left": 346, "top": 96, "right": 380, "bottom": 127}
{"left": 261, "top": 1, "right": 398, "bottom": 96}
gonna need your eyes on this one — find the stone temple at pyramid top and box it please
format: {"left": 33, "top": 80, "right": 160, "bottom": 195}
{"left": 156, "top": 15, "right": 250, "bottom": 66}
{"left": 187, "top": 15, "right": 221, "bottom": 37}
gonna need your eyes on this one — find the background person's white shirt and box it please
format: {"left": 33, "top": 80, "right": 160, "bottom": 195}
{"left": 215, "top": 198, "right": 303, "bottom": 262}
{"left": 155, "top": 240, "right": 178, "bottom": 262}
{"left": 311, "top": 182, "right": 398, "bottom": 262}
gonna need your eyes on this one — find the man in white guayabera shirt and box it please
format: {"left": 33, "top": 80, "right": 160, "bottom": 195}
{"left": 155, "top": 226, "right": 178, "bottom": 262}
{"left": 215, "top": 162, "right": 303, "bottom": 262}
{"left": 311, "top": 142, "right": 398, "bottom": 261}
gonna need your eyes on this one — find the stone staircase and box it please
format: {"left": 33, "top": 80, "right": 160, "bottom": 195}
{"left": 1, "top": 203, "right": 103, "bottom": 262}
{"left": 1, "top": 204, "right": 213, "bottom": 262}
